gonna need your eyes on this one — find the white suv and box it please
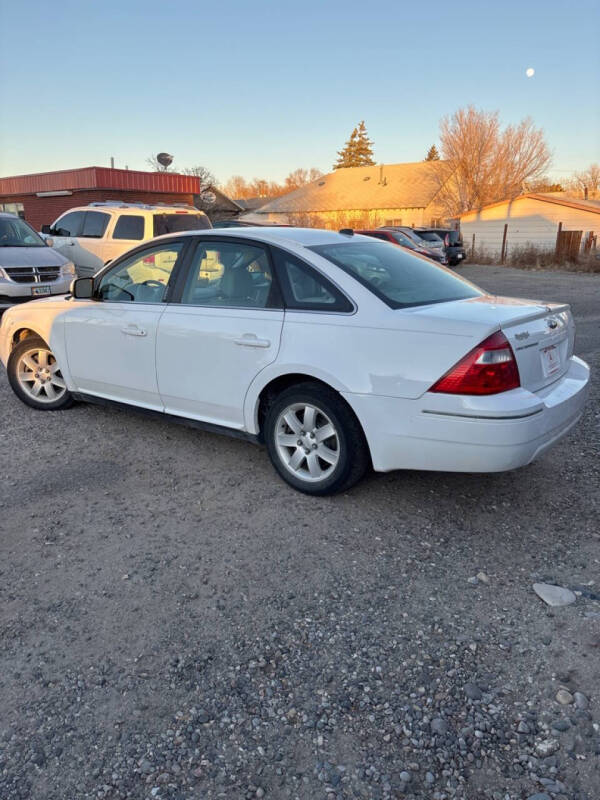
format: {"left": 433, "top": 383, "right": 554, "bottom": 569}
{"left": 41, "top": 202, "right": 211, "bottom": 277}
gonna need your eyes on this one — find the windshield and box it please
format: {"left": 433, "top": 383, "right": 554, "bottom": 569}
{"left": 0, "top": 216, "right": 46, "bottom": 247}
{"left": 310, "top": 241, "right": 482, "bottom": 309}
{"left": 153, "top": 213, "right": 211, "bottom": 236}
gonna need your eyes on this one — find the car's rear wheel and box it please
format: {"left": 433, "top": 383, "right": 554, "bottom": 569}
{"left": 7, "top": 336, "right": 73, "bottom": 411}
{"left": 264, "top": 382, "right": 370, "bottom": 495}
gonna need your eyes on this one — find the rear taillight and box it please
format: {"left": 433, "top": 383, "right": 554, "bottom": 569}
{"left": 430, "top": 331, "right": 520, "bottom": 395}
{"left": 444, "top": 234, "right": 450, "bottom": 246}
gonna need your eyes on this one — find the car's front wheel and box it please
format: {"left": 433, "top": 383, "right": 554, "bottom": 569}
{"left": 7, "top": 335, "right": 73, "bottom": 410}
{"left": 264, "top": 382, "right": 370, "bottom": 495}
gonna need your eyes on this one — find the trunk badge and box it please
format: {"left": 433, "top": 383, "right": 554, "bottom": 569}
{"left": 547, "top": 318, "right": 558, "bottom": 329}
{"left": 515, "top": 331, "right": 530, "bottom": 340}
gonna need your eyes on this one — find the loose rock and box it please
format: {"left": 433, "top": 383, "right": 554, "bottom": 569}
{"left": 555, "top": 689, "right": 574, "bottom": 705}
{"left": 533, "top": 583, "right": 576, "bottom": 607}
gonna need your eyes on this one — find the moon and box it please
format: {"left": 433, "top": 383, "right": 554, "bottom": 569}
{"left": 526, "top": 67, "right": 535, "bottom": 78}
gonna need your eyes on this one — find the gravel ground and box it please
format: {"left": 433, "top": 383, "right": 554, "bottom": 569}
{"left": 0, "top": 265, "right": 598, "bottom": 800}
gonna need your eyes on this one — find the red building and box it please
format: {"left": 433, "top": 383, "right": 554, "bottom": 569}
{"left": 0, "top": 167, "right": 203, "bottom": 230}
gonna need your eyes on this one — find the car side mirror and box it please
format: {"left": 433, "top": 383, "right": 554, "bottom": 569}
{"left": 70, "top": 277, "right": 94, "bottom": 299}
{"left": 41, "top": 224, "right": 52, "bottom": 234}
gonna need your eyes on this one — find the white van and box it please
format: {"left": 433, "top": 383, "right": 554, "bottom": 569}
{"left": 41, "top": 202, "right": 211, "bottom": 276}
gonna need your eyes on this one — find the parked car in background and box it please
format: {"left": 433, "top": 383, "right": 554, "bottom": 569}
{"left": 356, "top": 229, "right": 448, "bottom": 264}
{"left": 212, "top": 220, "right": 264, "bottom": 228}
{"left": 1, "top": 228, "right": 589, "bottom": 495}
{"left": 0, "top": 212, "right": 75, "bottom": 309}
{"left": 40, "top": 203, "right": 211, "bottom": 277}
{"left": 212, "top": 220, "right": 291, "bottom": 228}
{"left": 417, "top": 228, "right": 466, "bottom": 266}
{"left": 380, "top": 225, "right": 444, "bottom": 250}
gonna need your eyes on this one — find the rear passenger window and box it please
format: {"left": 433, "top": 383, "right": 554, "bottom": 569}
{"left": 81, "top": 211, "right": 110, "bottom": 238}
{"left": 113, "top": 215, "right": 145, "bottom": 240}
{"left": 274, "top": 251, "right": 353, "bottom": 312}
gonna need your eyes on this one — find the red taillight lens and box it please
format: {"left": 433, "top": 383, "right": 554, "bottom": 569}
{"left": 444, "top": 233, "right": 450, "bottom": 246}
{"left": 430, "top": 331, "right": 520, "bottom": 395}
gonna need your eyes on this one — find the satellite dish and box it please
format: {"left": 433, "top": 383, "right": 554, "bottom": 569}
{"left": 156, "top": 152, "right": 173, "bottom": 168}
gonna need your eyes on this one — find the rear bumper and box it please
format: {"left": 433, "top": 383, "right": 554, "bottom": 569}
{"left": 343, "top": 356, "right": 590, "bottom": 473}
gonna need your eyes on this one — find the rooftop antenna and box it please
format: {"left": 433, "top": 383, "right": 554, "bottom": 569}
{"left": 110, "top": 156, "right": 115, "bottom": 169}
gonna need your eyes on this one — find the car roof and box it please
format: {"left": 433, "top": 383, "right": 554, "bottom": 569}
{"left": 153, "top": 227, "right": 367, "bottom": 249}
{"left": 57, "top": 203, "right": 206, "bottom": 214}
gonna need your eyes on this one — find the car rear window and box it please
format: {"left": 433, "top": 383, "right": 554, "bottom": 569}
{"left": 416, "top": 231, "right": 443, "bottom": 243}
{"left": 153, "top": 213, "right": 210, "bottom": 236}
{"left": 310, "top": 241, "right": 481, "bottom": 309}
{"left": 426, "top": 229, "right": 463, "bottom": 245}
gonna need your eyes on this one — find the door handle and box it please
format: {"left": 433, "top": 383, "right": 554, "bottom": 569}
{"left": 121, "top": 325, "right": 147, "bottom": 337}
{"left": 234, "top": 334, "right": 271, "bottom": 348}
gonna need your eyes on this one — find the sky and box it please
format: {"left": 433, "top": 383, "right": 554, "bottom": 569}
{"left": 1, "top": 0, "right": 599, "bottom": 185}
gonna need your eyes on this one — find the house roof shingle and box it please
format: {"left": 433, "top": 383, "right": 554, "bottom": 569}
{"left": 253, "top": 162, "right": 443, "bottom": 214}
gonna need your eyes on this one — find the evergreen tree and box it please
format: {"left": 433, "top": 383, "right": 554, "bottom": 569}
{"left": 425, "top": 144, "right": 440, "bottom": 161}
{"left": 334, "top": 121, "right": 375, "bottom": 169}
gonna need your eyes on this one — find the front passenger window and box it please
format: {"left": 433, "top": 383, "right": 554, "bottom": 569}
{"left": 97, "top": 242, "right": 183, "bottom": 303}
{"left": 52, "top": 211, "right": 84, "bottom": 237}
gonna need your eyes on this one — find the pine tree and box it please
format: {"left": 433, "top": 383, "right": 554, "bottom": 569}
{"left": 424, "top": 144, "right": 440, "bottom": 161}
{"left": 334, "top": 121, "right": 375, "bottom": 169}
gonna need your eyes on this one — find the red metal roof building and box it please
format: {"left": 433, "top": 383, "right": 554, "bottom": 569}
{"left": 0, "top": 167, "right": 203, "bottom": 230}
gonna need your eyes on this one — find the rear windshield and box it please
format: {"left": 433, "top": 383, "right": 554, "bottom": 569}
{"left": 310, "top": 241, "right": 481, "bottom": 309}
{"left": 153, "top": 213, "right": 211, "bottom": 236}
{"left": 416, "top": 231, "right": 443, "bottom": 243}
{"left": 425, "top": 229, "right": 463, "bottom": 245}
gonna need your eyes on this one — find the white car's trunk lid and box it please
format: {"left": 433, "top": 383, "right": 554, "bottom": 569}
{"left": 406, "top": 294, "right": 575, "bottom": 394}
{"left": 500, "top": 303, "right": 573, "bottom": 392}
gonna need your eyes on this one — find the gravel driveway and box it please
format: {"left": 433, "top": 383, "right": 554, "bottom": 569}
{"left": 0, "top": 266, "right": 598, "bottom": 800}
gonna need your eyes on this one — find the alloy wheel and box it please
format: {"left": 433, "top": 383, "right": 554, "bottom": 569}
{"left": 275, "top": 402, "right": 340, "bottom": 482}
{"left": 15, "top": 347, "right": 67, "bottom": 404}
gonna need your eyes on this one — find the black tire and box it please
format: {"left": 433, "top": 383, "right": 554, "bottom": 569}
{"left": 264, "top": 381, "right": 370, "bottom": 495}
{"left": 7, "top": 335, "right": 74, "bottom": 411}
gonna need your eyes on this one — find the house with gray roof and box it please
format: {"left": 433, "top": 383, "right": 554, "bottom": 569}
{"left": 241, "top": 162, "right": 448, "bottom": 229}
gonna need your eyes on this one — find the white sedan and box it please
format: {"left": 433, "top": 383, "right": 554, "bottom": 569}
{"left": 0, "top": 228, "right": 590, "bottom": 494}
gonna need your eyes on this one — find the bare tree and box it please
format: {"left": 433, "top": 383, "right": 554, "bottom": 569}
{"left": 182, "top": 165, "right": 218, "bottom": 210}
{"left": 284, "top": 167, "right": 323, "bottom": 192}
{"left": 522, "top": 176, "right": 563, "bottom": 193}
{"left": 570, "top": 163, "right": 600, "bottom": 198}
{"left": 221, "top": 168, "right": 323, "bottom": 200}
{"left": 221, "top": 175, "right": 250, "bottom": 198}
{"left": 434, "top": 107, "right": 551, "bottom": 216}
